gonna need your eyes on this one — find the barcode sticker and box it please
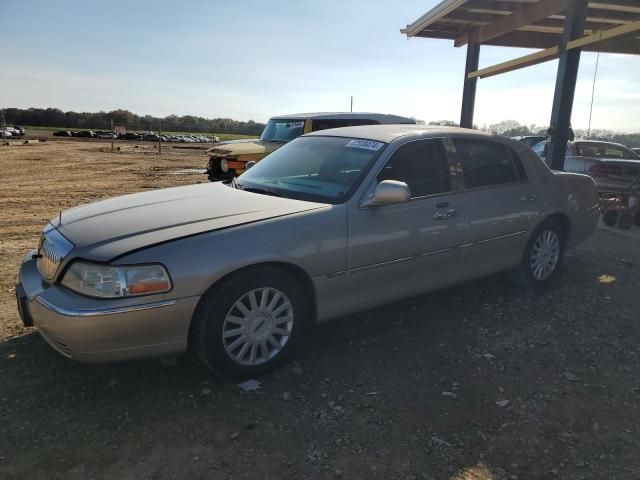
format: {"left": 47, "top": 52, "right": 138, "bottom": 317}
{"left": 345, "top": 139, "right": 385, "bottom": 151}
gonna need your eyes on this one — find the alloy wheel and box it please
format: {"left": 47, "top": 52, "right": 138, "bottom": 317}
{"left": 530, "top": 230, "right": 560, "bottom": 281}
{"left": 221, "top": 287, "right": 294, "bottom": 366}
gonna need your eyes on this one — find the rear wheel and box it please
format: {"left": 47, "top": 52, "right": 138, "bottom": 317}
{"left": 191, "top": 267, "right": 308, "bottom": 379}
{"left": 508, "top": 219, "right": 565, "bottom": 289}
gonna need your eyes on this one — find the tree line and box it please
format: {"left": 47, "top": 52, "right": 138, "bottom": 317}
{"left": 3, "top": 108, "right": 639, "bottom": 146}
{"left": 1, "top": 108, "right": 265, "bottom": 136}
{"left": 428, "top": 119, "right": 640, "bottom": 147}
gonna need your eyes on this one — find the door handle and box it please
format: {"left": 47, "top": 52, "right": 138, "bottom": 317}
{"left": 433, "top": 209, "right": 457, "bottom": 220}
{"left": 520, "top": 194, "right": 537, "bottom": 202}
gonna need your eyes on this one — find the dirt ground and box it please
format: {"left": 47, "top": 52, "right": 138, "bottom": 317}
{"left": 1, "top": 140, "right": 639, "bottom": 479}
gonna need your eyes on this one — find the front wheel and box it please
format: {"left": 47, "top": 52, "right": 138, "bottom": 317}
{"left": 508, "top": 219, "right": 565, "bottom": 289}
{"left": 207, "top": 157, "right": 235, "bottom": 182}
{"left": 191, "top": 267, "right": 308, "bottom": 379}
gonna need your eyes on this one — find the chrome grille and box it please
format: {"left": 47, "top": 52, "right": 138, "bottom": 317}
{"left": 37, "top": 224, "right": 74, "bottom": 280}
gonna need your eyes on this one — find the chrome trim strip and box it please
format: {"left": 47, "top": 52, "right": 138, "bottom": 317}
{"left": 477, "top": 231, "right": 527, "bottom": 244}
{"left": 325, "top": 271, "right": 347, "bottom": 279}
{"left": 348, "top": 232, "right": 527, "bottom": 275}
{"left": 350, "top": 255, "right": 413, "bottom": 274}
{"left": 35, "top": 297, "right": 177, "bottom": 317}
{"left": 37, "top": 223, "right": 74, "bottom": 280}
{"left": 350, "top": 246, "right": 453, "bottom": 274}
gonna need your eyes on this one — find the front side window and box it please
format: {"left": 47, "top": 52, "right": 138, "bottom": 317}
{"left": 452, "top": 139, "right": 520, "bottom": 189}
{"left": 238, "top": 136, "right": 385, "bottom": 203}
{"left": 377, "top": 139, "right": 451, "bottom": 198}
{"left": 259, "top": 119, "right": 306, "bottom": 142}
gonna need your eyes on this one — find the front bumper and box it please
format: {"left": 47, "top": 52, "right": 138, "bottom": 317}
{"left": 16, "top": 252, "right": 199, "bottom": 362}
{"left": 206, "top": 157, "right": 246, "bottom": 176}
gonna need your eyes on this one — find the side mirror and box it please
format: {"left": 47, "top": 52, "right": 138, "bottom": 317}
{"left": 364, "top": 180, "right": 411, "bottom": 207}
{"left": 245, "top": 161, "right": 256, "bottom": 170}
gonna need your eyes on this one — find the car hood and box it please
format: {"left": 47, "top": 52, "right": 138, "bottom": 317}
{"left": 53, "top": 182, "right": 327, "bottom": 260}
{"left": 205, "top": 140, "right": 281, "bottom": 157}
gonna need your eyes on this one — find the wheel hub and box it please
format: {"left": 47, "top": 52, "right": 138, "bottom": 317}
{"left": 248, "top": 314, "right": 273, "bottom": 341}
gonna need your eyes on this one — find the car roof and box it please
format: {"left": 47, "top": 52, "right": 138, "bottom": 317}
{"left": 305, "top": 124, "right": 495, "bottom": 143}
{"left": 270, "top": 112, "right": 415, "bottom": 124}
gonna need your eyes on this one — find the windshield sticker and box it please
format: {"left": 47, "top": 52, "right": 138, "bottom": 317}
{"left": 283, "top": 121, "right": 304, "bottom": 128}
{"left": 345, "top": 139, "right": 385, "bottom": 151}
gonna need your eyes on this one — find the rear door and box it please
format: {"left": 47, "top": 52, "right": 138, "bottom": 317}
{"left": 448, "top": 137, "right": 544, "bottom": 276}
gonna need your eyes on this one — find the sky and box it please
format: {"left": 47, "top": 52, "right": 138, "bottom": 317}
{"left": 1, "top": 0, "right": 639, "bottom": 131}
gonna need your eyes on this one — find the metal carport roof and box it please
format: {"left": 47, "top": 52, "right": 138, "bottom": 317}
{"left": 401, "top": 0, "right": 640, "bottom": 170}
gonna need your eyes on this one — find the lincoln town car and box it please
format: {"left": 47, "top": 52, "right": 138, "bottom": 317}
{"left": 16, "top": 125, "right": 600, "bottom": 378}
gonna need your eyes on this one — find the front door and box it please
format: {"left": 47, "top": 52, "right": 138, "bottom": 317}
{"left": 346, "top": 138, "right": 471, "bottom": 310}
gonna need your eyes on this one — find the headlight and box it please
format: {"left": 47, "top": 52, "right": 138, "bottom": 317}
{"left": 61, "top": 261, "right": 172, "bottom": 298}
{"left": 220, "top": 158, "right": 229, "bottom": 172}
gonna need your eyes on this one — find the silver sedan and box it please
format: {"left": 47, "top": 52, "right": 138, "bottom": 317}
{"left": 16, "top": 125, "right": 600, "bottom": 378}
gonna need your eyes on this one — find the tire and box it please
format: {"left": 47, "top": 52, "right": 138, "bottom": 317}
{"left": 618, "top": 214, "right": 634, "bottom": 230}
{"left": 507, "top": 219, "right": 565, "bottom": 289}
{"left": 207, "top": 157, "right": 235, "bottom": 182}
{"left": 602, "top": 210, "right": 619, "bottom": 226}
{"left": 191, "top": 266, "right": 308, "bottom": 379}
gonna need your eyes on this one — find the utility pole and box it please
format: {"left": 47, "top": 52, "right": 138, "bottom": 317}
{"left": 350, "top": 96, "right": 353, "bottom": 112}
{"left": 1, "top": 111, "right": 6, "bottom": 143}
{"left": 158, "top": 121, "right": 162, "bottom": 155}
{"left": 110, "top": 117, "right": 114, "bottom": 152}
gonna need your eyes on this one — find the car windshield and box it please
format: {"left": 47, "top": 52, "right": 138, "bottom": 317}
{"left": 236, "top": 136, "right": 386, "bottom": 204}
{"left": 259, "top": 119, "right": 306, "bottom": 142}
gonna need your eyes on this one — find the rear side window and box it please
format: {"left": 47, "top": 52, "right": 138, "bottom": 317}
{"left": 377, "top": 139, "right": 451, "bottom": 198}
{"left": 452, "top": 139, "right": 520, "bottom": 189}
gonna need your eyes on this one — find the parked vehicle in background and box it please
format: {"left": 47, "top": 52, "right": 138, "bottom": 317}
{"left": 1, "top": 130, "right": 13, "bottom": 138}
{"left": 124, "top": 132, "right": 142, "bottom": 140}
{"left": 16, "top": 125, "right": 599, "bottom": 378}
{"left": 97, "top": 132, "right": 116, "bottom": 139}
{"left": 10, "top": 126, "right": 26, "bottom": 136}
{"left": 205, "top": 112, "right": 416, "bottom": 181}
{"left": 4, "top": 127, "right": 20, "bottom": 137}
{"left": 143, "top": 134, "right": 160, "bottom": 141}
{"left": 74, "top": 130, "right": 95, "bottom": 138}
{"left": 52, "top": 131, "right": 72, "bottom": 137}
{"left": 532, "top": 140, "right": 640, "bottom": 193}
{"left": 513, "top": 135, "right": 546, "bottom": 147}
{"left": 632, "top": 148, "right": 640, "bottom": 156}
